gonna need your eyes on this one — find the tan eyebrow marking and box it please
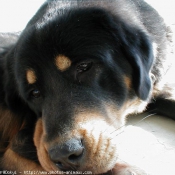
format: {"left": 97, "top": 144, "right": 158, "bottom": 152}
{"left": 26, "top": 69, "right": 37, "bottom": 84}
{"left": 55, "top": 54, "right": 71, "bottom": 71}
{"left": 124, "top": 76, "right": 131, "bottom": 89}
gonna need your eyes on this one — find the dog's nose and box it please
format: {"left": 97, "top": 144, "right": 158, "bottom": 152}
{"left": 49, "top": 138, "right": 84, "bottom": 170}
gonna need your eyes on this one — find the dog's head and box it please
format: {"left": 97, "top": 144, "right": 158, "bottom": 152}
{"left": 4, "top": 7, "right": 153, "bottom": 174}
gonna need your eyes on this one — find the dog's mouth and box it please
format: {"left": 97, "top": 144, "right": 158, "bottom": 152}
{"left": 47, "top": 135, "right": 118, "bottom": 174}
{"left": 50, "top": 166, "right": 114, "bottom": 175}
{"left": 34, "top": 117, "right": 122, "bottom": 174}
{"left": 33, "top": 102, "right": 128, "bottom": 175}
{"left": 46, "top": 161, "right": 115, "bottom": 175}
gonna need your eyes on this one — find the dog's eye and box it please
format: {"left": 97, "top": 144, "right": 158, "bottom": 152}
{"left": 76, "top": 62, "right": 92, "bottom": 73}
{"left": 30, "top": 89, "right": 41, "bottom": 98}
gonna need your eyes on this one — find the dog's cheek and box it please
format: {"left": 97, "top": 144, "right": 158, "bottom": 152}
{"left": 33, "top": 119, "right": 56, "bottom": 171}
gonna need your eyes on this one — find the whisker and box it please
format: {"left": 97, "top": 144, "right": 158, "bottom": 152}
{"left": 101, "top": 108, "right": 156, "bottom": 137}
{"left": 109, "top": 113, "right": 156, "bottom": 140}
{"left": 110, "top": 124, "right": 125, "bottom": 135}
{"left": 101, "top": 116, "right": 126, "bottom": 135}
{"left": 135, "top": 113, "right": 156, "bottom": 125}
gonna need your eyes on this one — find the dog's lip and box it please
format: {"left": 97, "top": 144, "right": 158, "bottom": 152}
{"left": 52, "top": 164, "right": 113, "bottom": 174}
{"left": 54, "top": 162, "right": 79, "bottom": 171}
{"left": 101, "top": 171, "right": 113, "bottom": 175}
{"left": 102, "top": 170, "right": 112, "bottom": 175}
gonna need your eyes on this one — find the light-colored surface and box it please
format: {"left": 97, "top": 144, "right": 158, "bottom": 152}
{"left": 119, "top": 114, "right": 175, "bottom": 175}
{"left": 0, "top": 1, "right": 175, "bottom": 175}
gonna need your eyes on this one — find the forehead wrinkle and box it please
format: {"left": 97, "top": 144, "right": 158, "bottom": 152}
{"left": 26, "top": 69, "right": 37, "bottom": 84}
{"left": 55, "top": 54, "right": 72, "bottom": 71}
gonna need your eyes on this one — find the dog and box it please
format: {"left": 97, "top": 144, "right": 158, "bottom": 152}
{"left": 0, "top": 0, "right": 174, "bottom": 174}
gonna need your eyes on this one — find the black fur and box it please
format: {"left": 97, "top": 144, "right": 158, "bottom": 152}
{"left": 0, "top": 0, "right": 174, "bottom": 173}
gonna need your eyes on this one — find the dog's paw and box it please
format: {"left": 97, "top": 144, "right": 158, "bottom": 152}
{"left": 110, "top": 163, "right": 147, "bottom": 175}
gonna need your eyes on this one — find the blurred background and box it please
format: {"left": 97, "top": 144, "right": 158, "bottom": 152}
{"left": 0, "top": 0, "right": 174, "bottom": 32}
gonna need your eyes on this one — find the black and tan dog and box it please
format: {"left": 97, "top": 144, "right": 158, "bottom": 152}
{"left": 0, "top": 0, "right": 174, "bottom": 174}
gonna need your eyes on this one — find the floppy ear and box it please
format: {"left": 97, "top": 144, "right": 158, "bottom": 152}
{"left": 100, "top": 13, "right": 154, "bottom": 100}
{"left": 120, "top": 26, "right": 154, "bottom": 100}
{"left": 0, "top": 48, "right": 35, "bottom": 152}
{"left": 4, "top": 49, "right": 30, "bottom": 114}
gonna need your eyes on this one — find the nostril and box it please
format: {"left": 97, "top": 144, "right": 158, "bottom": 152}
{"left": 68, "top": 147, "right": 84, "bottom": 162}
{"left": 69, "top": 154, "right": 78, "bottom": 161}
{"left": 69, "top": 154, "right": 80, "bottom": 161}
{"left": 49, "top": 138, "right": 84, "bottom": 169}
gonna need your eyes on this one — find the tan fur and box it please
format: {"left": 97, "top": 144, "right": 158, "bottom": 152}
{"left": 55, "top": 55, "right": 71, "bottom": 71}
{"left": 124, "top": 76, "right": 131, "bottom": 89}
{"left": 1, "top": 148, "right": 44, "bottom": 174}
{"left": 121, "top": 98, "right": 148, "bottom": 117}
{"left": 73, "top": 112, "right": 119, "bottom": 173}
{"left": 26, "top": 69, "right": 37, "bottom": 84}
{"left": 34, "top": 109, "right": 121, "bottom": 174}
{"left": 33, "top": 99, "right": 148, "bottom": 174}
{"left": 0, "top": 107, "right": 25, "bottom": 152}
{"left": 34, "top": 119, "right": 56, "bottom": 171}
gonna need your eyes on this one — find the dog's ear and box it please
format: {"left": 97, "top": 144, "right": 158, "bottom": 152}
{"left": 4, "top": 49, "right": 30, "bottom": 114}
{"left": 119, "top": 25, "right": 154, "bottom": 100}
{"left": 99, "top": 12, "right": 153, "bottom": 100}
